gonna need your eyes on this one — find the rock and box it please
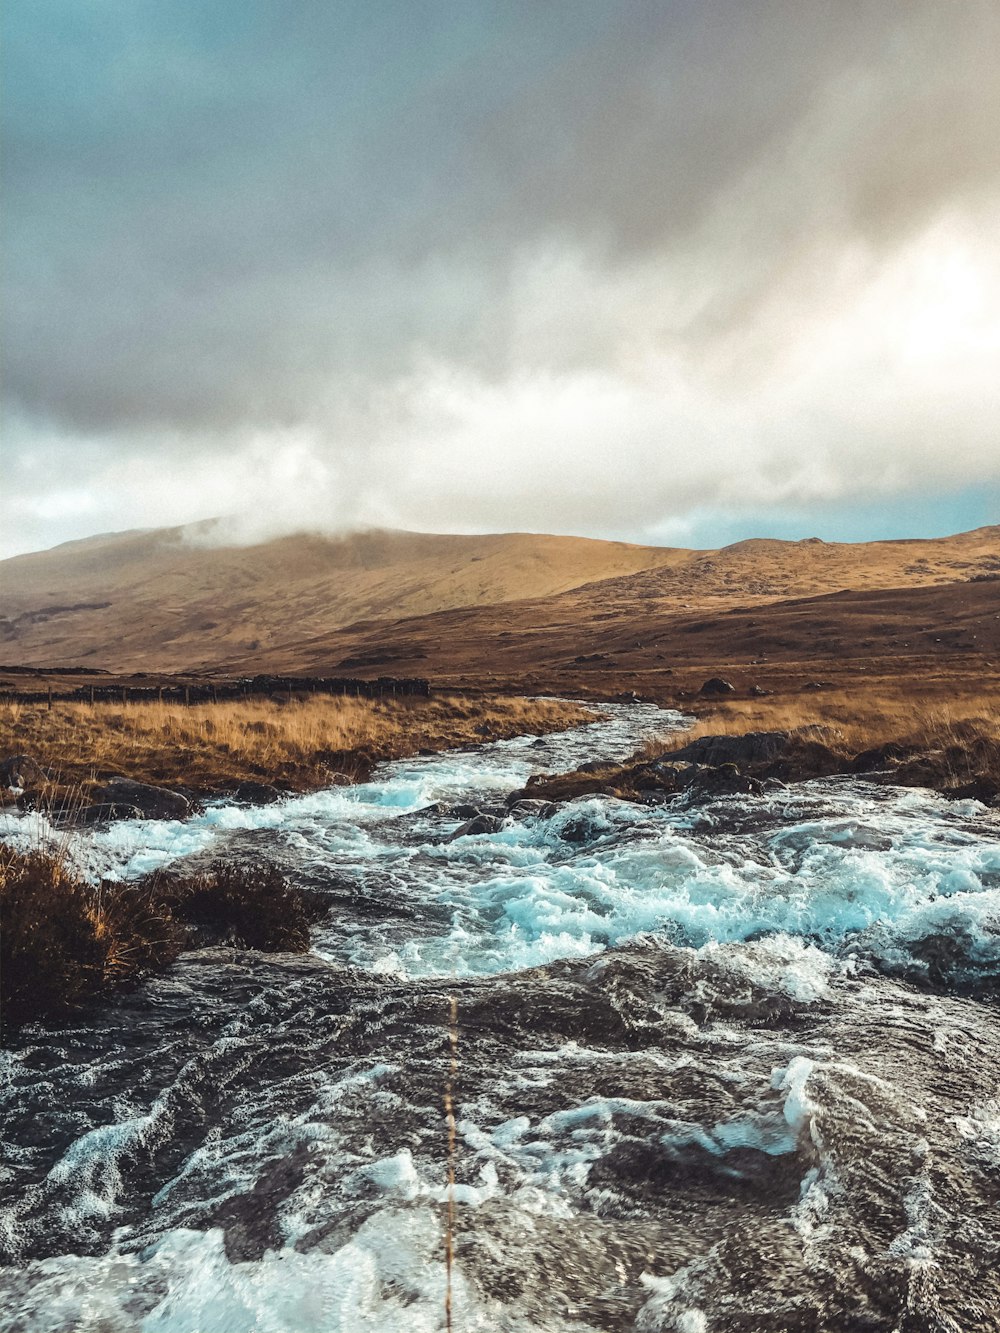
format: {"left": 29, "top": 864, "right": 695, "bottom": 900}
{"left": 449, "top": 813, "right": 506, "bottom": 839}
{"left": 91, "top": 777, "right": 190, "bottom": 821}
{"left": 801, "top": 681, "right": 833, "bottom": 691}
{"left": 663, "top": 732, "right": 790, "bottom": 767}
{"left": 850, "top": 743, "right": 914, "bottom": 773}
{"left": 698, "top": 678, "right": 736, "bottom": 696}
{"left": 506, "top": 799, "right": 558, "bottom": 821}
{"left": 1, "top": 754, "right": 47, "bottom": 789}
{"left": 77, "top": 802, "right": 145, "bottom": 825}
{"left": 231, "top": 782, "right": 282, "bottom": 806}
{"left": 947, "top": 777, "right": 999, "bottom": 806}
{"left": 749, "top": 685, "right": 771, "bottom": 697}
{"left": 682, "top": 763, "right": 765, "bottom": 797}
{"left": 558, "top": 817, "right": 593, "bottom": 843}
{"left": 448, "top": 803, "right": 487, "bottom": 819}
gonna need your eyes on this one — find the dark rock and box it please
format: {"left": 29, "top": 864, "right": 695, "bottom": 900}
{"left": 850, "top": 743, "right": 914, "bottom": 772}
{"left": 231, "top": 782, "right": 283, "bottom": 806}
{"left": 559, "top": 817, "right": 594, "bottom": 843}
{"left": 448, "top": 803, "right": 487, "bottom": 819}
{"left": 506, "top": 799, "right": 558, "bottom": 821}
{"left": 663, "top": 732, "right": 790, "bottom": 767}
{"left": 449, "top": 814, "right": 506, "bottom": 839}
{"left": 749, "top": 685, "right": 771, "bottom": 697}
{"left": 801, "top": 681, "right": 833, "bottom": 691}
{"left": 946, "top": 778, "right": 999, "bottom": 806}
{"left": 698, "top": 678, "right": 736, "bottom": 696}
{"left": 682, "top": 763, "right": 764, "bottom": 797}
{"left": 77, "top": 802, "right": 145, "bottom": 825}
{"left": 91, "top": 777, "right": 190, "bottom": 821}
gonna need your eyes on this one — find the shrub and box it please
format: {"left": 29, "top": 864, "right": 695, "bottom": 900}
{"left": 0, "top": 853, "right": 326, "bottom": 1039}
{"left": 0, "top": 850, "right": 181, "bottom": 1037}
{"left": 151, "top": 861, "right": 327, "bottom": 952}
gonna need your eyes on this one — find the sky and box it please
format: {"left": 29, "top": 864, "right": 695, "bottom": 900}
{"left": 2, "top": 0, "right": 999, "bottom": 558}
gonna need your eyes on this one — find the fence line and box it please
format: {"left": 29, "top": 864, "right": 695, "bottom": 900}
{"left": 0, "top": 674, "right": 431, "bottom": 706}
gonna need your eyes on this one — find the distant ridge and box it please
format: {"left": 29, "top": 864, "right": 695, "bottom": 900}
{"left": 0, "top": 522, "right": 996, "bottom": 671}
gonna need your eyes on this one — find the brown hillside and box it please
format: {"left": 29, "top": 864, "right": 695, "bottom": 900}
{"left": 0, "top": 522, "right": 996, "bottom": 673}
{"left": 222, "top": 574, "right": 1000, "bottom": 685}
{"left": 0, "top": 524, "right": 682, "bottom": 671}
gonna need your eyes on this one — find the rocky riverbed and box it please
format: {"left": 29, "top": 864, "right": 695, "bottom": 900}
{"left": 1, "top": 701, "right": 999, "bottom": 1331}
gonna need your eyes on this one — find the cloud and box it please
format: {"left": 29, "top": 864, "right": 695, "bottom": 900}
{"left": 2, "top": 0, "right": 999, "bottom": 555}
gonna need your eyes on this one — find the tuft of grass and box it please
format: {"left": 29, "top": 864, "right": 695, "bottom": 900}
{"left": 153, "top": 861, "right": 327, "bottom": 952}
{"left": 0, "top": 849, "right": 181, "bottom": 1035}
{"left": 0, "top": 852, "right": 330, "bottom": 1040}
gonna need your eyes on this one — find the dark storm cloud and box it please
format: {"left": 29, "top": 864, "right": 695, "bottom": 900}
{"left": 2, "top": 1, "right": 999, "bottom": 554}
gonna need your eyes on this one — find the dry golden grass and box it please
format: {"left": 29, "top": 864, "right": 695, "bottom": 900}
{"left": 652, "top": 683, "right": 1000, "bottom": 759}
{"left": 0, "top": 692, "right": 593, "bottom": 798}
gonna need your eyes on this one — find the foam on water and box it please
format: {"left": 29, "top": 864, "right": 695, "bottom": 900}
{"left": 3, "top": 701, "right": 998, "bottom": 986}
{"left": 3, "top": 700, "right": 1000, "bottom": 1331}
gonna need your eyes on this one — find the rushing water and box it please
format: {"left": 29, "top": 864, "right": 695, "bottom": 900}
{"left": 2, "top": 702, "right": 1000, "bottom": 1331}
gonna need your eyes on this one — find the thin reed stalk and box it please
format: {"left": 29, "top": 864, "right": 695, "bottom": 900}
{"left": 444, "top": 992, "right": 459, "bottom": 1332}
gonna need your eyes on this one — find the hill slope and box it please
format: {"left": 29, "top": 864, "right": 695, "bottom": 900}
{"left": 0, "top": 524, "right": 683, "bottom": 670}
{"left": 1, "top": 522, "right": 996, "bottom": 672}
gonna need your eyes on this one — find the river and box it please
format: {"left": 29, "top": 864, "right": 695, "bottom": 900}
{"left": 2, "top": 701, "right": 999, "bottom": 1331}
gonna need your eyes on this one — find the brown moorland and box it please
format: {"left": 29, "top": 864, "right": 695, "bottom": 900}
{"left": 1, "top": 522, "right": 996, "bottom": 673}
{"left": 0, "top": 693, "right": 595, "bottom": 807}
{"left": 1, "top": 524, "right": 997, "bottom": 807}
{"left": 0, "top": 524, "right": 686, "bottom": 671}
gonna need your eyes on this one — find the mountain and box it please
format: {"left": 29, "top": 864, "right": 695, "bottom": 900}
{"left": 0, "top": 524, "right": 683, "bottom": 670}
{"left": 1, "top": 522, "right": 996, "bottom": 673}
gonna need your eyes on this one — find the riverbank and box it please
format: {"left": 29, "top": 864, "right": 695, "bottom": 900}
{"left": 512, "top": 686, "right": 1000, "bottom": 806}
{"left": 0, "top": 692, "right": 596, "bottom": 813}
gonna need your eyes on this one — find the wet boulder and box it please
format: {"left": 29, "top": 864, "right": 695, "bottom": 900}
{"left": 448, "top": 802, "right": 487, "bottom": 819}
{"left": 91, "top": 777, "right": 190, "bottom": 821}
{"left": 449, "top": 813, "right": 507, "bottom": 839}
{"left": 77, "top": 802, "right": 145, "bottom": 825}
{"left": 230, "top": 782, "right": 283, "bottom": 806}
{"left": 506, "top": 798, "right": 559, "bottom": 821}
{"left": 681, "top": 763, "right": 765, "bottom": 797}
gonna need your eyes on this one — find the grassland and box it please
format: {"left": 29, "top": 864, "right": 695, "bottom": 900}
{"left": 0, "top": 692, "right": 595, "bottom": 802}
{"left": 660, "top": 678, "right": 1000, "bottom": 758}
